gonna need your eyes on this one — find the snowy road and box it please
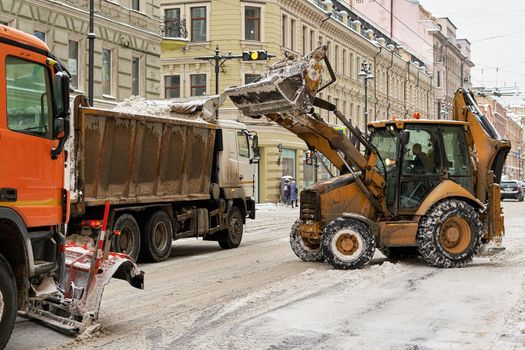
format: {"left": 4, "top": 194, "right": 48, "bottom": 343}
{"left": 8, "top": 201, "right": 525, "bottom": 350}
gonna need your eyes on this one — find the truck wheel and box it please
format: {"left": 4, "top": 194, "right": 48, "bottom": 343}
{"left": 113, "top": 214, "right": 141, "bottom": 261}
{"left": 218, "top": 207, "right": 243, "bottom": 249}
{"left": 379, "top": 247, "right": 419, "bottom": 261}
{"left": 417, "top": 199, "right": 482, "bottom": 268}
{"left": 141, "top": 210, "right": 173, "bottom": 262}
{"left": 0, "top": 253, "right": 17, "bottom": 350}
{"left": 290, "top": 219, "right": 324, "bottom": 262}
{"left": 321, "top": 218, "right": 376, "bottom": 270}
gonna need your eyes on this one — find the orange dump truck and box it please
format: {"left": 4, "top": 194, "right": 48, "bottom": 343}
{"left": 0, "top": 25, "right": 143, "bottom": 349}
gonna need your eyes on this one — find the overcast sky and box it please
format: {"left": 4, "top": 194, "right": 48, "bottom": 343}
{"left": 419, "top": 0, "right": 525, "bottom": 105}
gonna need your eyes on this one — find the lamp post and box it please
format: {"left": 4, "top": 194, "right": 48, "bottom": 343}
{"left": 87, "top": 0, "right": 95, "bottom": 106}
{"left": 358, "top": 61, "right": 374, "bottom": 135}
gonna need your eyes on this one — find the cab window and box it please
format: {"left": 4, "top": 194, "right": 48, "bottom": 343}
{"left": 237, "top": 131, "right": 250, "bottom": 158}
{"left": 5, "top": 56, "right": 53, "bottom": 138}
{"left": 441, "top": 125, "right": 474, "bottom": 193}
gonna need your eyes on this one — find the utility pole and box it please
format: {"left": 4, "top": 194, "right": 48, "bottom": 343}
{"left": 195, "top": 45, "right": 273, "bottom": 119}
{"left": 195, "top": 45, "right": 242, "bottom": 118}
{"left": 87, "top": 0, "right": 95, "bottom": 106}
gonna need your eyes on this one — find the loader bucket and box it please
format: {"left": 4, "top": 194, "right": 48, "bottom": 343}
{"left": 224, "top": 46, "right": 331, "bottom": 117}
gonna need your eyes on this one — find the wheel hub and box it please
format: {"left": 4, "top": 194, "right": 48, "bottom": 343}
{"left": 440, "top": 217, "right": 471, "bottom": 254}
{"left": 119, "top": 228, "right": 133, "bottom": 253}
{"left": 230, "top": 217, "right": 242, "bottom": 241}
{"left": 335, "top": 233, "right": 359, "bottom": 255}
{"left": 154, "top": 222, "right": 168, "bottom": 249}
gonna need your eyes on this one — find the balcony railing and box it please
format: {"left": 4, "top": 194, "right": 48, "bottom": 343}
{"left": 163, "top": 18, "right": 187, "bottom": 39}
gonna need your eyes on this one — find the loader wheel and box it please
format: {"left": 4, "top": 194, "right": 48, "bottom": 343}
{"left": 321, "top": 218, "right": 376, "bottom": 270}
{"left": 141, "top": 210, "right": 174, "bottom": 262}
{"left": 218, "top": 207, "right": 243, "bottom": 249}
{"left": 379, "top": 247, "right": 419, "bottom": 261}
{"left": 416, "top": 199, "right": 482, "bottom": 268}
{"left": 0, "top": 253, "right": 17, "bottom": 350}
{"left": 113, "top": 214, "right": 141, "bottom": 261}
{"left": 290, "top": 219, "right": 324, "bottom": 262}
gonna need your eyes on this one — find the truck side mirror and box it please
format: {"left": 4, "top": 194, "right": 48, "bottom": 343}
{"left": 54, "top": 117, "right": 66, "bottom": 139}
{"left": 53, "top": 71, "right": 70, "bottom": 120}
{"left": 51, "top": 71, "right": 71, "bottom": 158}
{"left": 252, "top": 134, "right": 260, "bottom": 160}
{"left": 398, "top": 130, "right": 410, "bottom": 146}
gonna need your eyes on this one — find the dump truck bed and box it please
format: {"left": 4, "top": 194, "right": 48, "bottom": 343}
{"left": 70, "top": 96, "right": 217, "bottom": 215}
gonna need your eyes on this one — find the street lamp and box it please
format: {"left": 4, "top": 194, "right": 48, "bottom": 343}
{"left": 358, "top": 61, "right": 374, "bottom": 135}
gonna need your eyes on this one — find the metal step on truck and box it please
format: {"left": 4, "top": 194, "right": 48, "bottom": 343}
{"left": 0, "top": 25, "right": 143, "bottom": 349}
{"left": 65, "top": 94, "right": 258, "bottom": 262}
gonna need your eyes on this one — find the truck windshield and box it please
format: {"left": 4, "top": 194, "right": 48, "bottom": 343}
{"left": 5, "top": 56, "right": 53, "bottom": 138}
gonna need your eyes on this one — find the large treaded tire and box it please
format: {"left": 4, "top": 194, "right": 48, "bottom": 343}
{"left": 113, "top": 213, "right": 141, "bottom": 261}
{"left": 218, "top": 207, "right": 243, "bottom": 249}
{"left": 0, "top": 253, "right": 17, "bottom": 350}
{"left": 321, "top": 218, "right": 376, "bottom": 270}
{"left": 379, "top": 246, "right": 419, "bottom": 261}
{"left": 416, "top": 199, "right": 482, "bottom": 268}
{"left": 290, "top": 219, "right": 324, "bottom": 262}
{"left": 140, "top": 210, "right": 174, "bottom": 262}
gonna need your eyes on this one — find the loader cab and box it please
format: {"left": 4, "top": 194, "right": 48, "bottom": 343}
{"left": 369, "top": 121, "right": 475, "bottom": 216}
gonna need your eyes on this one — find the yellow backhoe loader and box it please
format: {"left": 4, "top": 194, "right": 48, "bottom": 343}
{"left": 224, "top": 46, "right": 510, "bottom": 269}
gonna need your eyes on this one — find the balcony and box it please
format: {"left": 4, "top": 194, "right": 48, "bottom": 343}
{"left": 161, "top": 18, "right": 189, "bottom": 51}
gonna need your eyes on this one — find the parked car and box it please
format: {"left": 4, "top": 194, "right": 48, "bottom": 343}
{"left": 500, "top": 180, "right": 524, "bottom": 201}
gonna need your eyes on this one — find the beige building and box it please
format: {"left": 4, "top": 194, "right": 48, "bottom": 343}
{"left": 0, "top": 0, "right": 163, "bottom": 107}
{"left": 160, "top": 0, "right": 433, "bottom": 202}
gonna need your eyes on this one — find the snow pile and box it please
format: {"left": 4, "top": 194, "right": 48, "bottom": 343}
{"left": 113, "top": 95, "right": 223, "bottom": 123}
{"left": 113, "top": 96, "right": 172, "bottom": 116}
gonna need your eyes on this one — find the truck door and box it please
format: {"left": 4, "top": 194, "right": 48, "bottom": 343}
{"left": 237, "top": 131, "right": 254, "bottom": 197}
{"left": 0, "top": 51, "right": 62, "bottom": 227}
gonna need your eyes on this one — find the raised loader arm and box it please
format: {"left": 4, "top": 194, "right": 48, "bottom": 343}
{"left": 451, "top": 89, "right": 511, "bottom": 242}
{"left": 224, "top": 46, "right": 387, "bottom": 214}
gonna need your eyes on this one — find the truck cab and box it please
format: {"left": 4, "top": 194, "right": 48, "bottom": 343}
{"left": 0, "top": 24, "right": 70, "bottom": 348}
{"left": 216, "top": 119, "right": 258, "bottom": 200}
{"left": 0, "top": 25, "right": 143, "bottom": 349}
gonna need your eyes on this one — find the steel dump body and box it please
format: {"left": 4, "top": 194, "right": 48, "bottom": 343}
{"left": 71, "top": 96, "right": 217, "bottom": 215}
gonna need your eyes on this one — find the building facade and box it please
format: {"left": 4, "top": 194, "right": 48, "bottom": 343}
{"left": 349, "top": 0, "right": 474, "bottom": 119}
{"left": 160, "top": 0, "right": 433, "bottom": 202}
{"left": 1, "top": 0, "right": 162, "bottom": 107}
{"left": 432, "top": 18, "right": 474, "bottom": 118}
{"left": 478, "top": 96, "right": 522, "bottom": 179}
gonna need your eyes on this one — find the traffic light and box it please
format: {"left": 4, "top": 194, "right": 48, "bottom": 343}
{"left": 242, "top": 50, "right": 269, "bottom": 61}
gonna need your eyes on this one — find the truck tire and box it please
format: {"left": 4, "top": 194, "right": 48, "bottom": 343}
{"left": 416, "top": 199, "right": 482, "bottom": 268}
{"left": 218, "top": 207, "right": 243, "bottom": 249}
{"left": 379, "top": 247, "right": 419, "bottom": 261}
{"left": 321, "top": 217, "right": 376, "bottom": 270}
{"left": 140, "top": 210, "right": 173, "bottom": 262}
{"left": 0, "top": 253, "right": 17, "bottom": 350}
{"left": 290, "top": 219, "right": 324, "bottom": 262}
{"left": 113, "top": 214, "right": 141, "bottom": 261}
